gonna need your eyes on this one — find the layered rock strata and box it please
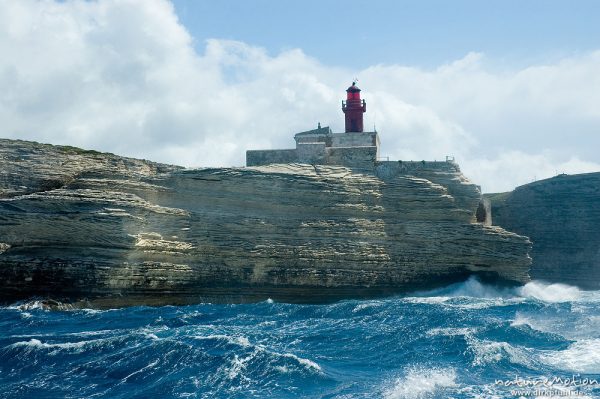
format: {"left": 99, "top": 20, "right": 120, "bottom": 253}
{"left": 0, "top": 139, "right": 531, "bottom": 306}
{"left": 487, "top": 173, "right": 600, "bottom": 289}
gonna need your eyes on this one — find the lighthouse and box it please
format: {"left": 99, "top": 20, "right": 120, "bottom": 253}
{"left": 247, "top": 82, "right": 379, "bottom": 169}
{"left": 342, "top": 82, "right": 367, "bottom": 132}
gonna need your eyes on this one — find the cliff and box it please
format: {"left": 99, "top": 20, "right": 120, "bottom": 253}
{"left": 0, "top": 139, "right": 531, "bottom": 306}
{"left": 487, "top": 172, "right": 600, "bottom": 289}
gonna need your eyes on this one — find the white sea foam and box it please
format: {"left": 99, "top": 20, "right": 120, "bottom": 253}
{"left": 510, "top": 311, "right": 560, "bottom": 334}
{"left": 225, "top": 353, "right": 254, "bottom": 382}
{"left": 64, "top": 329, "right": 115, "bottom": 337}
{"left": 519, "top": 281, "right": 581, "bottom": 302}
{"left": 510, "top": 312, "right": 532, "bottom": 328}
{"left": 79, "top": 308, "right": 105, "bottom": 314}
{"left": 281, "top": 352, "right": 321, "bottom": 371}
{"left": 257, "top": 320, "right": 276, "bottom": 327}
{"left": 121, "top": 359, "right": 160, "bottom": 382}
{"left": 383, "top": 367, "right": 457, "bottom": 399}
{"left": 406, "top": 277, "right": 523, "bottom": 309}
{"left": 11, "top": 338, "right": 86, "bottom": 349}
{"left": 143, "top": 332, "right": 159, "bottom": 340}
{"left": 7, "top": 300, "right": 73, "bottom": 311}
{"left": 444, "top": 277, "right": 516, "bottom": 299}
{"left": 404, "top": 296, "right": 451, "bottom": 305}
{"left": 410, "top": 277, "right": 586, "bottom": 308}
{"left": 274, "top": 365, "right": 290, "bottom": 373}
{"left": 352, "top": 301, "right": 384, "bottom": 312}
{"left": 511, "top": 311, "right": 600, "bottom": 343}
{"left": 8, "top": 338, "right": 100, "bottom": 355}
{"left": 352, "top": 302, "right": 382, "bottom": 313}
{"left": 193, "top": 334, "right": 251, "bottom": 347}
{"left": 467, "top": 337, "right": 533, "bottom": 367}
{"left": 511, "top": 313, "right": 563, "bottom": 338}
{"left": 405, "top": 295, "right": 519, "bottom": 310}
{"left": 426, "top": 327, "right": 475, "bottom": 337}
{"left": 194, "top": 333, "right": 322, "bottom": 376}
{"left": 539, "top": 339, "right": 600, "bottom": 373}
{"left": 452, "top": 298, "right": 522, "bottom": 310}
{"left": 139, "top": 326, "right": 168, "bottom": 341}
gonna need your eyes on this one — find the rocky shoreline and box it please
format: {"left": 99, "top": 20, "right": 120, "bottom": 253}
{"left": 0, "top": 139, "right": 532, "bottom": 306}
{"left": 486, "top": 172, "right": 600, "bottom": 289}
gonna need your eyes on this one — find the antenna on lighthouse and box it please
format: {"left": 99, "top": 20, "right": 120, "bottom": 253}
{"left": 373, "top": 97, "right": 377, "bottom": 132}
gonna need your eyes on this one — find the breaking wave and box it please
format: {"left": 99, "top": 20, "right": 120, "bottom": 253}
{"left": 383, "top": 367, "right": 457, "bottom": 399}
{"left": 1, "top": 277, "right": 599, "bottom": 398}
{"left": 519, "top": 280, "right": 582, "bottom": 302}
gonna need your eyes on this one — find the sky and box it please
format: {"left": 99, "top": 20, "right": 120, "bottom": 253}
{"left": 1, "top": 0, "right": 600, "bottom": 192}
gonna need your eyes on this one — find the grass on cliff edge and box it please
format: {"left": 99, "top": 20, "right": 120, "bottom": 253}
{"left": 56, "top": 145, "right": 104, "bottom": 156}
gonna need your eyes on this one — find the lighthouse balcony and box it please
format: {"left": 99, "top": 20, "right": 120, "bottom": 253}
{"left": 341, "top": 99, "right": 366, "bottom": 112}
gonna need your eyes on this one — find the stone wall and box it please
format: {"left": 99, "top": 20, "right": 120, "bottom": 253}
{"left": 375, "top": 160, "right": 460, "bottom": 176}
{"left": 326, "top": 146, "right": 378, "bottom": 170}
{"left": 295, "top": 133, "right": 331, "bottom": 145}
{"left": 248, "top": 130, "right": 381, "bottom": 169}
{"left": 330, "top": 132, "right": 379, "bottom": 148}
{"left": 297, "top": 143, "right": 326, "bottom": 164}
{"left": 246, "top": 146, "right": 378, "bottom": 170}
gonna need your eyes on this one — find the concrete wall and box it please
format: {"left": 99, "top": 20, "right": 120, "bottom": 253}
{"left": 297, "top": 143, "right": 326, "bottom": 164}
{"left": 247, "top": 148, "right": 457, "bottom": 174}
{"left": 330, "top": 132, "right": 378, "bottom": 148}
{"left": 295, "top": 133, "right": 330, "bottom": 145}
{"left": 248, "top": 131, "right": 380, "bottom": 169}
{"left": 325, "top": 146, "right": 378, "bottom": 170}
{"left": 375, "top": 160, "right": 460, "bottom": 179}
{"left": 246, "top": 149, "right": 298, "bottom": 167}
{"left": 246, "top": 146, "right": 378, "bottom": 169}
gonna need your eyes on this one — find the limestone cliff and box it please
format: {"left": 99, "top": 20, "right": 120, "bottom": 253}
{"left": 487, "top": 172, "right": 600, "bottom": 289}
{"left": 0, "top": 139, "right": 531, "bottom": 306}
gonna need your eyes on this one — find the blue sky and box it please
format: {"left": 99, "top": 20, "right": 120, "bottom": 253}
{"left": 172, "top": 0, "right": 600, "bottom": 69}
{"left": 1, "top": 0, "right": 600, "bottom": 192}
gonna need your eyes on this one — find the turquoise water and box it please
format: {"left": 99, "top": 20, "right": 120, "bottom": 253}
{"left": 1, "top": 277, "right": 599, "bottom": 398}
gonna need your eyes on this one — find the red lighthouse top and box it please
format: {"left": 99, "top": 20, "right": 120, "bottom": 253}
{"left": 342, "top": 82, "right": 366, "bottom": 132}
{"left": 346, "top": 82, "right": 361, "bottom": 99}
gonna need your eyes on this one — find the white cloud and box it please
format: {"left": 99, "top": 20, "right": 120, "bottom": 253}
{"left": 462, "top": 151, "right": 600, "bottom": 193}
{"left": 1, "top": 0, "right": 599, "bottom": 192}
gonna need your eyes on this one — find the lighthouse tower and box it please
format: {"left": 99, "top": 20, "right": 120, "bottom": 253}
{"left": 342, "top": 82, "right": 367, "bottom": 132}
{"left": 247, "top": 82, "right": 379, "bottom": 169}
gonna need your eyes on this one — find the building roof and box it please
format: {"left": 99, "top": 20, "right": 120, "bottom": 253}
{"left": 294, "top": 126, "right": 332, "bottom": 137}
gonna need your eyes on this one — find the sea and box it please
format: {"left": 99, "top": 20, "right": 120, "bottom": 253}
{"left": 1, "top": 277, "right": 599, "bottom": 399}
